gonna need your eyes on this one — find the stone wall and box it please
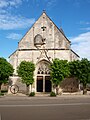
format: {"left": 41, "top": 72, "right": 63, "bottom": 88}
{"left": 9, "top": 12, "right": 79, "bottom": 94}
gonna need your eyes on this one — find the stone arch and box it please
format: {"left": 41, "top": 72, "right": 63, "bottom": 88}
{"left": 37, "top": 60, "right": 50, "bottom": 75}
{"left": 36, "top": 60, "right": 51, "bottom": 92}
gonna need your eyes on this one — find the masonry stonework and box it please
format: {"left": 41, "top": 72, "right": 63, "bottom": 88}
{"left": 9, "top": 11, "right": 79, "bottom": 94}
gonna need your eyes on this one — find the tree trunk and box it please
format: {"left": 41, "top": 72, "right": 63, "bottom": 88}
{"left": 83, "top": 84, "right": 87, "bottom": 95}
{"left": 78, "top": 80, "right": 81, "bottom": 91}
{"left": 29, "top": 84, "right": 32, "bottom": 93}
{"left": 31, "top": 84, "right": 32, "bottom": 92}
{"left": 56, "top": 86, "right": 59, "bottom": 95}
{"left": 26, "top": 84, "right": 29, "bottom": 95}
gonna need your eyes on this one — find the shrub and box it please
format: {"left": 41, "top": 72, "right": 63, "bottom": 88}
{"left": 29, "top": 92, "right": 35, "bottom": 97}
{"left": 50, "top": 92, "right": 56, "bottom": 97}
{"left": 0, "top": 92, "right": 4, "bottom": 96}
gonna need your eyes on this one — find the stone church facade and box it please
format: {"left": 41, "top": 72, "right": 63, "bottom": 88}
{"left": 9, "top": 11, "right": 79, "bottom": 94}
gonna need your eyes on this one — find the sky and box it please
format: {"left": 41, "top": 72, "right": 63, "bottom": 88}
{"left": 0, "top": 0, "right": 90, "bottom": 60}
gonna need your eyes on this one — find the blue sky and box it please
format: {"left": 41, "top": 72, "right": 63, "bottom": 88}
{"left": 0, "top": 0, "right": 90, "bottom": 60}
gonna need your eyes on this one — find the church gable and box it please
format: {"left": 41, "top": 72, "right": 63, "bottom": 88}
{"left": 9, "top": 12, "right": 79, "bottom": 94}
{"left": 18, "top": 12, "right": 48, "bottom": 50}
{"left": 54, "top": 26, "right": 70, "bottom": 49}
{"left": 18, "top": 11, "right": 70, "bottom": 50}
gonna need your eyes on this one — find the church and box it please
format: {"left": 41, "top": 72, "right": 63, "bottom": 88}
{"left": 9, "top": 11, "right": 79, "bottom": 94}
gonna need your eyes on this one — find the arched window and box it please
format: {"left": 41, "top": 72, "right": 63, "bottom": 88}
{"left": 37, "top": 62, "right": 50, "bottom": 74}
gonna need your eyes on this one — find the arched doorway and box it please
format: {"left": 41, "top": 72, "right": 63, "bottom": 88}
{"left": 36, "top": 61, "right": 51, "bottom": 92}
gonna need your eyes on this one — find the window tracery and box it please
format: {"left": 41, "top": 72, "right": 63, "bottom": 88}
{"left": 37, "top": 62, "right": 50, "bottom": 74}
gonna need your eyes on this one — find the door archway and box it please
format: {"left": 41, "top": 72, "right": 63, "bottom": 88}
{"left": 36, "top": 60, "right": 51, "bottom": 92}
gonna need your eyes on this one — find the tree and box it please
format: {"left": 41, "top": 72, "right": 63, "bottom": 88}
{"left": 78, "top": 58, "right": 90, "bottom": 94}
{"left": 69, "top": 60, "right": 80, "bottom": 92}
{"left": 69, "top": 58, "right": 90, "bottom": 94}
{"left": 0, "top": 58, "right": 14, "bottom": 93}
{"left": 69, "top": 60, "right": 80, "bottom": 78}
{"left": 50, "top": 59, "right": 70, "bottom": 94}
{"left": 17, "top": 61, "right": 35, "bottom": 95}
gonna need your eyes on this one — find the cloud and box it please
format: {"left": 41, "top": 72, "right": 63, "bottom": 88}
{"left": 32, "top": 0, "right": 56, "bottom": 8}
{"left": 66, "top": 0, "right": 90, "bottom": 8}
{"left": 66, "top": 0, "right": 80, "bottom": 7}
{"left": 6, "top": 33, "right": 22, "bottom": 40}
{"left": 70, "top": 32, "right": 90, "bottom": 60}
{"left": 0, "top": 0, "right": 8, "bottom": 8}
{"left": 0, "top": 14, "right": 35, "bottom": 30}
{"left": 0, "top": 0, "right": 35, "bottom": 30}
{"left": 79, "top": 21, "right": 90, "bottom": 25}
{"left": 0, "top": 9, "right": 7, "bottom": 14}
{"left": 46, "top": 0, "right": 56, "bottom": 7}
{"left": 80, "top": 27, "right": 90, "bottom": 31}
{"left": 0, "top": 0, "right": 22, "bottom": 8}
{"left": 78, "top": 21, "right": 90, "bottom": 31}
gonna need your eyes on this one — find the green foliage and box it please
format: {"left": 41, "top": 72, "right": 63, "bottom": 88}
{"left": 69, "top": 60, "right": 80, "bottom": 78}
{"left": 50, "top": 92, "right": 56, "bottom": 97}
{"left": 50, "top": 59, "right": 70, "bottom": 86}
{"left": 17, "top": 61, "right": 35, "bottom": 86}
{"left": 29, "top": 92, "right": 35, "bottom": 97}
{"left": 0, "top": 57, "right": 14, "bottom": 92}
{"left": 69, "top": 58, "right": 90, "bottom": 85}
{"left": 69, "top": 58, "right": 90, "bottom": 94}
{"left": 0, "top": 92, "right": 4, "bottom": 96}
{"left": 79, "top": 58, "right": 90, "bottom": 85}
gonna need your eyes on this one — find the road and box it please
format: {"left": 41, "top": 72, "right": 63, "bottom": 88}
{"left": 0, "top": 95, "right": 90, "bottom": 120}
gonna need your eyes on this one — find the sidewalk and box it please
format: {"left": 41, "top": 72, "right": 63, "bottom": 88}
{"left": 0, "top": 91, "right": 90, "bottom": 101}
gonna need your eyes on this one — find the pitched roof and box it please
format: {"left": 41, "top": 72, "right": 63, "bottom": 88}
{"left": 42, "top": 11, "right": 71, "bottom": 43}
{"left": 18, "top": 11, "right": 71, "bottom": 44}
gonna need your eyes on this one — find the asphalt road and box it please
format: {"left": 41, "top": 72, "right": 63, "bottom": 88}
{"left": 0, "top": 95, "right": 90, "bottom": 120}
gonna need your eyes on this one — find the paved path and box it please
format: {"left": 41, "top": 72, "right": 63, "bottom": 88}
{"left": 0, "top": 95, "right": 90, "bottom": 120}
